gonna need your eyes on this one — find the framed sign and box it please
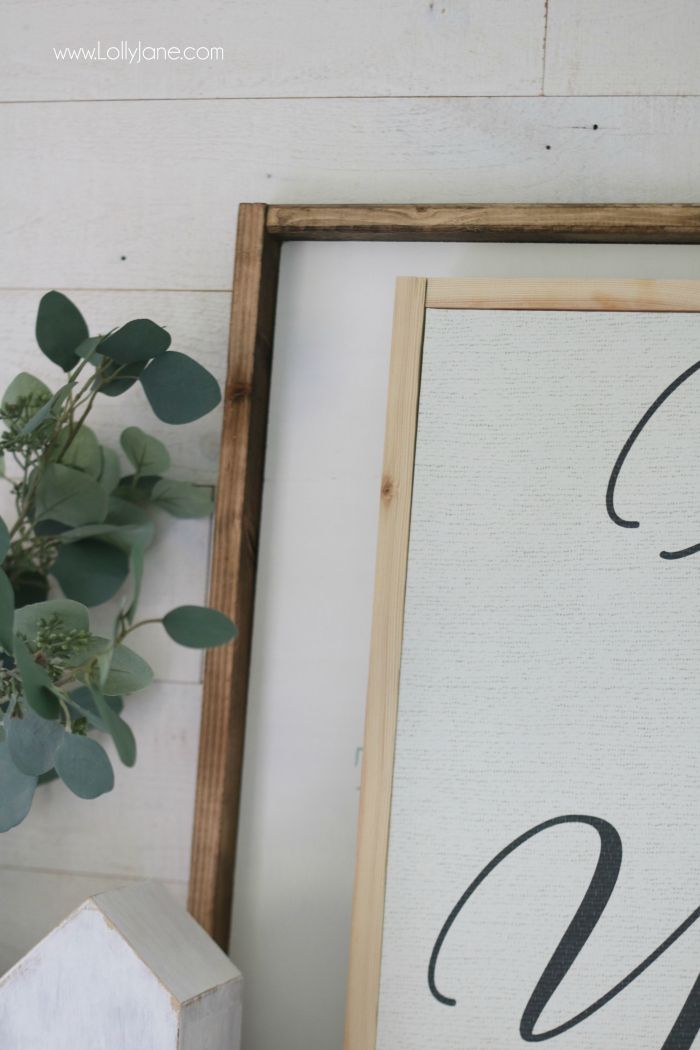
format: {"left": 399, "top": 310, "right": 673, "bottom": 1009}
{"left": 346, "top": 276, "right": 700, "bottom": 1049}
{"left": 189, "top": 204, "right": 700, "bottom": 949}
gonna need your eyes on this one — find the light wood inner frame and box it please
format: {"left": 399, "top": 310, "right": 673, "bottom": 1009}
{"left": 188, "top": 204, "right": 700, "bottom": 953}
{"left": 345, "top": 276, "right": 700, "bottom": 1050}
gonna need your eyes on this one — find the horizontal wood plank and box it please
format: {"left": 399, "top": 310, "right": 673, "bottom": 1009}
{"left": 546, "top": 0, "right": 700, "bottom": 96}
{"left": 268, "top": 204, "right": 700, "bottom": 243}
{"left": 425, "top": 276, "right": 700, "bottom": 310}
{"left": 4, "top": 98, "right": 700, "bottom": 289}
{"left": 1, "top": 0, "right": 543, "bottom": 102}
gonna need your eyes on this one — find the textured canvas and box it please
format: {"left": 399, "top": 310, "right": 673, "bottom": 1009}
{"left": 376, "top": 308, "right": 700, "bottom": 1050}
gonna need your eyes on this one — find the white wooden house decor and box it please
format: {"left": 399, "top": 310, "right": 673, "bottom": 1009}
{"left": 0, "top": 880, "right": 242, "bottom": 1049}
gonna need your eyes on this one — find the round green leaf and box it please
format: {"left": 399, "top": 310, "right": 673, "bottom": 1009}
{"left": 163, "top": 606, "right": 237, "bottom": 649}
{"left": 98, "top": 359, "right": 147, "bottom": 398}
{"left": 120, "top": 426, "right": 170, "bottom": 476}
{"left": 75, "top": 335, "right": 103, "bottom": 363}
{"left": 106, "top": 498, "right": 155, "bottom": 550}
{"left": 55, "top": 733, "right": 114, "bottom": 799}
{"left": 0, "top": 568, "right": 15, "bottom": 655}
{"left": 36, "top": 291, "right": 88, "bottom": 371}
{"left": 89, "top": 687, "right": 136, "bottom": 767}
{"left": 7, "top": 709, "right": 64, "bottom": 776}
{"left": 98, "top": 447, "right": 121, "bottom": 494}
{"left": 51, "top": 539, "right": 129, "bottom": 606}
{"left": 35, "top": 463, "right": 108, "bottom": 527}
{"left": 113, "top": 474, "right": 161, "bottom": 506}
{"left": 0, "top": 742, "right": 37, "bottom": 831}
{"left": 2, "top": 372, "right": 51, "bottom": 409}
{"left": 102, "top": 643, "right": 153, "bottom": 695}
{"left": 14, "top": 598, "right": 90, "bottom": 643}
{"left": 54, "top": 425, "right": 102, "bottom": 478}
{"left": 99, "top": 320, "right": 171, "bottom": 365}
{"left": 13, "top": 637, "right": 61, "bottom": 719}
{"left": 151, "top": 479, "right": 214, "bottom": 518}
{"left": 12, "top": 571, "right": 49, "bottom": 609}
{"left": 140, "top": 352, "right": 221, "bottom": 424}
{"left": 20, "top": 384, "right": 71, "bottom": 435}
{"left": 0, "top": 516, "right": 10, "bottom": 564}
{"left": 68, "top": 685, "right": 123, "bottom": 729}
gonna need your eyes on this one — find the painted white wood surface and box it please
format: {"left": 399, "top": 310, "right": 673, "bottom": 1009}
{"left": 0, "top": 880, "right": 242, "bottom": 1050}
{"left": 546, "top": 0, "right": 700, "bottom": 96}
{"left": 0, "top": 681, "right": 202, "bottom": 879}
{"left": 1, "top": 0, "right": 545, "bottom": 101}
{"left": 0, "top": 867, "right": 187, "bottom": 977}
{"left": 2, "top": 97, "right": 700, "bottom": 291}
{"left": 231, "top": 241, "right": 700, "bottom": 1050}
{"left": 1, "top": 2, "right": 697, "bottom": 1044}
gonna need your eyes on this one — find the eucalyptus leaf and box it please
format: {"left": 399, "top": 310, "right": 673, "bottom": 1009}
{"left": 55, "top": 733, "right": 114, "bottom": 799}
{"left": 75, "top": 335, "right": 103, "bottom": 363}
{"left": 36, "top": 291, "right": 89, "bottom": 371}
{"left": 13, "top": 637, "right": 60, "bottom": 720}
{"left": 113, "top": 474, "right": 161, "bottom": 506}
{"left": 140, "top": 352, "right": 221, "bottom": 424}
{"left": 54, "top": 425, "right": 102, "bottom": 478}
{"left": 163, "top": 605, "right": 237, "bottom": 649}
{"left": 56, "top": 521, "right": 154, "bottom": 552}
{"left": 12, "top": 571, "right": 49, "bottom": 609}
{"left": 102, "top": 642, "right": 153, "bottom": 695}
{"left": 52, "top": 539, "right": 129, "bottom": 606}
{"left": 98, "top": 359, "right": 147, "bottom": 398}
{"left": 99, "top": 320, "right": 171, "bottom": 365}
{"left": 35, "top": 463, "right": 108, "bottom": 526}
{"left": 98, "top": 447, "right": 121, "bottom": 494}
{"left": 120, "top": 426, "right": 170, "bottom": 476}
{"left": 68, "top": 685, "right": 124, "bottom": 731}
{"left": 151, "top": 479, "right": 214, "bottom": 518}
{"left": 7, "top": 709, "right": 64, "bottom": 776}
{"left": 2, "top": 372, "right": 51, "bottom": 409}
{"left": 0, "top": 742, "right": 37, "bottom": 831}
{"left": 109, "top": 497, "right": 154, "bottom": 542}
{"left": 14, "top": 598, "right": 90, "bottom": 643}
{"left": 20, "top": 384, "right": 71, "bottom": 435}
{"left": 89, "top": 686, "right": 136, "bottom": 767}
{"left": 125, "top": 544, "right": 144, "bottom": 624}
{"left": 0, "top": 516, "right": 9, "bottom": 563}
{"left": 0, "top": 568, "right": 15, "bottom": 654}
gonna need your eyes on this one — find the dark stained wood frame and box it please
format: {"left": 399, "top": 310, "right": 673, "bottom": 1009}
{"left": 187, "top": 202, "right": 700, "bottom": 948}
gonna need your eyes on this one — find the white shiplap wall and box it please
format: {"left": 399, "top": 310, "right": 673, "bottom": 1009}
{"left": 1, "top": 0, "right": 698, "bottom": 1042}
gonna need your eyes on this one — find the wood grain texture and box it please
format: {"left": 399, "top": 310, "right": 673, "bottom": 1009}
{"left": 268, "top": 204, "right": 700, "bottom": 243}
{"left": 1, "top": 0, "right": 543, "bottom": 102}
{"left": 425, "top": 276, "right": 700, "bottom": 310}
{"left": 344, "top": 278, "right": 426, "bottom": 1050}
{"left": 6, "top": 98, "right": 700, "bottom": 290}
{"left": 188, "top": 204, "right": 280, "bottom": 946}
{"left": 545, "top": 0, "right": 700, "bottom": 96}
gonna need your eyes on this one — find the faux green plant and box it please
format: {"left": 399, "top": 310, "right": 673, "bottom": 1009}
{"left": 0, "top": 291, "right": 236, "bottom": 831}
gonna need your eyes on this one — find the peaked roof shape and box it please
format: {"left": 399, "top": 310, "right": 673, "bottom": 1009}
{"left": 0, "top": 880, "right": 242, "bottom": 1050}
